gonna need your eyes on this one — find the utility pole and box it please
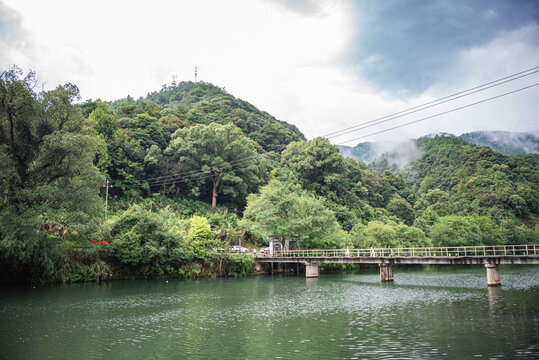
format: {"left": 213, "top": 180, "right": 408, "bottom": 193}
{"left": 104, "top": 179, "right": 111, "bottom": 220}
{"left": 194, "top": 65, "right": 198, "bottom": 83}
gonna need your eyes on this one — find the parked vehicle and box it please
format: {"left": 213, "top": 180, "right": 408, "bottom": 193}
{"left": 230, "top": 245, "right": 249, "bottom": 253}
{"left": 260, "top": 247, "right": 270, "bottom": 254}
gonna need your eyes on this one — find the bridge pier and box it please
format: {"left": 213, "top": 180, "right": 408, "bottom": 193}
{"left": 379, "top": 262, "right": 394, "bottom": 282}
{"left": 253, "top": 262, "right": 263, "bottom": 273}
{"left": 378, "top": 262, "right": 393, "bottom": 282}
{"left": 485, "top": 263, "right": 501, "bottom": 287}
{"left": 305, "top": 262, "right": 319, "bottom": 278}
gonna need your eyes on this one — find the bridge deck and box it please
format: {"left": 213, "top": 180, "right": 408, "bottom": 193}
{"left": 255, "top": 245, "right": 539, "bottom": 265}
{"left": 256, "top": 255, "right": 539, "bottom": 265}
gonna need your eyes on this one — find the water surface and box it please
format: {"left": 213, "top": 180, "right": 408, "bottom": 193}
{"left": 1, "top": 265, "right": 538, "bottom": 359}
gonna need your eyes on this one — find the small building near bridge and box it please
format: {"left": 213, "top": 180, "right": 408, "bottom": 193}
{"left": 268, "top": 237, "right": 300, "bottom": 254}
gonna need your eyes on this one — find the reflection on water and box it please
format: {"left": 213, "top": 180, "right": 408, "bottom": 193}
{"left": 488, "top": 285, "right": 504, "bottom": 316}
{"left": 0, "top": 265, "right": 538, "bottom": 359}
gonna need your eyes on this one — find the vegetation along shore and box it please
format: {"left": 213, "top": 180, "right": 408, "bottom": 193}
{"left": 1, "top": 67, "right": 537, "bottom": 284}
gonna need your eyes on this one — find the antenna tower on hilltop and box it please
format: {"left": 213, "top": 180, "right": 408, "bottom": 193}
{"left": 194, "top": 65, "right": 198, "bottom": 83}
{"left": 171, "top": 75, "right": 177, "bottom": 87}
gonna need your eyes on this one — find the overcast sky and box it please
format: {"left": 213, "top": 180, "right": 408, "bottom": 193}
{"left": 1, "top": 0, "right": 538, "bottom": 145}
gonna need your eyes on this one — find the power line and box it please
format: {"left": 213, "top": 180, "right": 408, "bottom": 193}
{"left": 117, "top": 154, "right": 263, "bottom": 186}
{"left": 114, "top": 154, "right": 266, "bottom": 190}
{"left": 324, "top": 66, "right": 539, "bottom": 140}
{"left": 143, "top": 166, "right": 251, "bottom": 189}
{"left": 109, "top": 67, "right": 539, "bottom": 189}
{"left": 143, "top": 154, "right": 264, "bottom": 187}
{"left": 328, "top": 70, "right": 538, "bottom": 140}
{"left": 337, "top": 82, "right": 539, "bottom": 145}
{"left": 141, "top": 157, "right": 261, "bottom": 188}
{"left": 109, "top": 153, "right": 264, "bottom": 188}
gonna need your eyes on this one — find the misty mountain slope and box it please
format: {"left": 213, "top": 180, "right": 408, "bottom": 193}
{"left": 459, "top": 131, "right": 539, "bottom": 154}
{"left": 338, "top": 142, "right": 378, "bottom": 164}
{"left": 359, "top": 135, "right": 538, "bottom": 221}
{"left": 339, "top": 131, "right": 539, "bottom": 166}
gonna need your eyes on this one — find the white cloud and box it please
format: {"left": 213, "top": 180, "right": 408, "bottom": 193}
{"left": 422, "top": 23, "right": 539, "bottom": 136}
{"left": 1, "top": 0, "right": 538, "bottom": 147}
{"left": 333, "top": 21, "right": 539, "bottom": 144}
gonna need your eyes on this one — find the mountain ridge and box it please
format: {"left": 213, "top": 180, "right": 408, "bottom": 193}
{"left": 338, "top": 130, "right": 539, "bottom": 164}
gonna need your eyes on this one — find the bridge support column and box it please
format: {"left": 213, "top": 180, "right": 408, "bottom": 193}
{"left": 253, "top": 261, "right": 263, "bottom": 273}
{"left": 305, "top": 262, "right": 319, "bottom": 278}
{"left": 379, "top": 263, "right": 394, "bottom": 282}
{"left": 485, "top": 263, "right": 501, "bottom": 287}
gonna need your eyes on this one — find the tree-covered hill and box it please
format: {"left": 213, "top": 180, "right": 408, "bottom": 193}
{"left": 408, "top": 136, "right": 538, "bottom": 214}
{"left": 77, "top": 81, "right": 306, "bottom": 206}
{"left": 111, "top": 81, "right": 305, "bottom": 153}
{"left": 370, "top": 135, "right": 538, "bottom": 244}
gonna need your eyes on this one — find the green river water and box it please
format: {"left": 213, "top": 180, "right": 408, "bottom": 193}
{"left": 1, "top": 265, "right": 538, "bottom": 359}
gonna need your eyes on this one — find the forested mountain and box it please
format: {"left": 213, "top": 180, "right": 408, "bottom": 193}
{"left": 77, "top": 81, "right": 306, "bottom": 207}
{"left": 370, "top": 135, "right": 538, "bottom": 243}
{"left": 110, "top": 81, "right": 305, "bottom": 153}
{"left": 1, "top": 68, "right": 537, "bottom": 284}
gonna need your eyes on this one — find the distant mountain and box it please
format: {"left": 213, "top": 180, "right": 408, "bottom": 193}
{"left": 458, "top": 131, "right": 539, "bottom": 155}
{"left": 338, "top": 140, "right": 422, "bottom": 170}
{"left": 338, "top": 142, "right": 379, "bottom": 164}
{"left": 339, "top": 131, "right": 539, "bottom": 165}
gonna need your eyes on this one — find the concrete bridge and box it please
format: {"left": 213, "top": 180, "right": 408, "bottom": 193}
{"left": 254, "top": 244, "right": 539, "bottom": 286}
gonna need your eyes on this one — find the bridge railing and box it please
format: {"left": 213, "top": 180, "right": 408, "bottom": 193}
{"left": 255, "top": 244, "right": 538, "bottom": 258}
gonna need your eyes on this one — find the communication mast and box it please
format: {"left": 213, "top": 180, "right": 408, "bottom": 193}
{"left": 171, "top": 75, "right": 177, "bottom": 87}
{"left": 194, "top": 65, "right": 198, "bottom": 83}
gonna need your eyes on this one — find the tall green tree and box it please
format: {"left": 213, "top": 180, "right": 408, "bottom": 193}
{"left": 88, "top": 106, "right": 145, "bottom": 195}
{"left": 240, "top": 180, "right": 342, "bottom": 249}
{"left": 119, "top": 113, "right": 165, "bottom": 150}
{"left": 281, "top": 137, "right": 346, "bottom": 196}
{"left": 386, "top": 195, "right": 415, "bottom": 225}
{"left": 430, "top": 215, "right": 503, "bottom": 247}
{"left": 0, "top": 68, "right": 104, "bottom": 280}
{"left": 0, "top": 68, "right": 103, "bottom": 233}
{"left": 166, "top": 123, "right": 260, "bottom": 208}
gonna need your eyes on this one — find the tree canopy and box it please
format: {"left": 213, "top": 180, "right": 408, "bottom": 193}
{"left": 0, "top": 68, "right": 104, "bottom": 282}
{"left": 165, "top": 123, "right": 260, "bottom": 209}
{"left": 240, "top": 179, "right": 343, "bottom": 249}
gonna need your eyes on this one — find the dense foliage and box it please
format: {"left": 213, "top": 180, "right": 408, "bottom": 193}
{"left": 0, "top": 68, "right": 104, "bottom": 283}
{"left": 165, "top": 123, "right": 260, "bottom": 208}
{"left": 240, "top": 179, "right": 345, "bottom": 249}
{"left": 1, "top": 68, "right": 537, "bottom": 284}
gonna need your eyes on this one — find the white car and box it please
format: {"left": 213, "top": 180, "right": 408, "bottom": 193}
{"left": 230, "top": 245, "right": 249, "bottom": 253}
